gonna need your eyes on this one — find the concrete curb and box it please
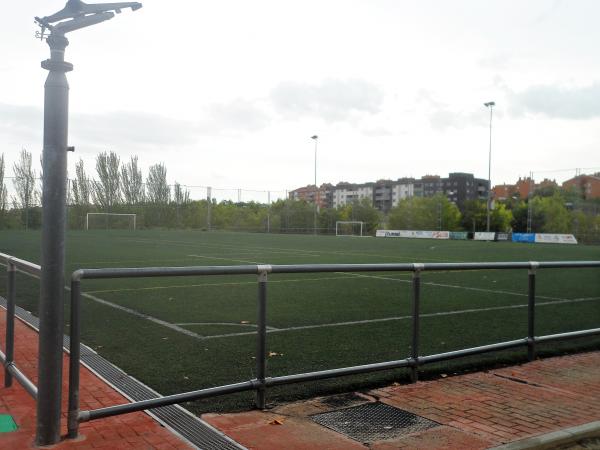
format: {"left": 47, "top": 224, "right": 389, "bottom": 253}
{"left": 488, "top": 421, "right": 600, "bottom": 450}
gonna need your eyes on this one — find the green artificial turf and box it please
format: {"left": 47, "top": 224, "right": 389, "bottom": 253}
{"left": 0, "top": 229, "right": 598, "bottom": 415}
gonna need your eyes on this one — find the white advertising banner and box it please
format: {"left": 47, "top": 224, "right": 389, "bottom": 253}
{"left": 376, "top": 230, "right": 449, "bottom": 239}
{"left": 474, "top": 232, "right": 496, "bottom": 241}
{"left": 534, "top": 234, "right": 578, "bottom": 245}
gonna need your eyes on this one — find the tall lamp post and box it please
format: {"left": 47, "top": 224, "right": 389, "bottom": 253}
{"left": 311, "top": 135, "right": 318, "bottom": 235}
{"left": 34, "top": 1, "right": 142, "bottom": 445}
{"left": 484, "top": 101, "right": 495, "bottom": 232}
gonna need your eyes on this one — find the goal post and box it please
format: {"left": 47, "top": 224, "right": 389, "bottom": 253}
{"left": 86, "top": 213, "right": 137, "bottom": 230}
{"left": 336, "top": 221, "right": 364, "bottom": 237}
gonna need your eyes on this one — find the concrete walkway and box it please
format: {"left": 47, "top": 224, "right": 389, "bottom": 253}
{"left": 204, "top": 351, "right": 600, "bottom": 449}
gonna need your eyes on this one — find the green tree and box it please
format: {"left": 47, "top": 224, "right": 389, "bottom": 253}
{"left": 389, "top": 195, "right": 461, "bottom": 231}
{"left": 530, "top": 192, "right": 571, "bottom": 233}
{"left": 490, "top": 203, "right": 513, "bottom": 232}
{"left": 12, "top": 148, "right": 38, "bottom": 230}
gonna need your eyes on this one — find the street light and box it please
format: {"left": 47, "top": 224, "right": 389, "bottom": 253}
{"left": 311, "top": 135, "right": 318, "bottom": 235}
{"left": 484, "top": 101, "right": 495, "bottom": 232}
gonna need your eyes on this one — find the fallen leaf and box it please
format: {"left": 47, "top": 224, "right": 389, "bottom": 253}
{"left": 162, "top": 337, "right": 168, "bottom": 340}
{"left": 240, "top": 320, "right": 250, "bottom": 324}
{"left": 441, "top": 374, "right": 448, "bottom": 378}
{"left": 268, "top": 419, "right": 284, "bottom": 425}
{"left": 268, "top": 351, "right": 279, "bottom": 357}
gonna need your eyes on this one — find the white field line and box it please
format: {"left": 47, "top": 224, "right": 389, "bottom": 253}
{"left": 123, "top": 237, "right": 449, "bottom": 262}
{"left": 0, "top": 263, "right": 207, "bottom": 340}
{"left": 195, "top": 296, "right": 600, "bottom": 339}
{"left": 85, "top": 275, "right": 358, "bottom": 294}
{"left": 174, "top": 322, "right": 279, "bottom": 331}
{"left": 79, "top": 291, "right": 208, "bottom": 339}
{"left": 187, "top": 254, "right": 262, "bottom": 264}
{"left": 84, "top": 267, "right": 520, "bottom": 296}
{"left": 340, "top": 272, "right": 566, "bottom": 301}
{"left": 4, "top": 261, "right": 598, "bottom": 342}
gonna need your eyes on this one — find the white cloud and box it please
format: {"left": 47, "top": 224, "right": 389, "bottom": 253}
{"left": 270, "top": 79, "right": 384, "bottom": 123}
{"left": 510, "top": 83, "right": 600, "bottom": 120}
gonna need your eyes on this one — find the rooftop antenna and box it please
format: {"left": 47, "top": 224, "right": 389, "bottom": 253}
{"left": 33, "top": 1, "right": 142, "bottom": 447}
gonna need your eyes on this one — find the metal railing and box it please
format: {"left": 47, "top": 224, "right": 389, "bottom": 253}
{"left": 67, "top": 260, "right": 600, "bottom": 438}
{"left": 0, "top": 253, "right": 40, "bottom": 399}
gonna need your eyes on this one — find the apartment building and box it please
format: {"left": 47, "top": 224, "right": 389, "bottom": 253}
{"left": 290, "top": 173, "right": 489, "bottom": 213}
{"left": 562, "top": 174, "right": 600, "bottom": 199}
{"left": 492, "top": 177, "right": 558, "bottom": 200}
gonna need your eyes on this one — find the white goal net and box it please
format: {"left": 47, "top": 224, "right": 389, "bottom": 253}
{"left": 336, "top": 221, "right": 364, "bottom": 237}
{"left": 86, "top": 213, "right": 137, "bottom": 230}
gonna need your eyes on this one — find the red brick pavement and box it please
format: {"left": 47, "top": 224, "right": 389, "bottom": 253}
{"left": 0, "top": 310, "right": 192, "bottom": 449}
{"left": 205, "top": 351, "right": 600, "bottom": 449}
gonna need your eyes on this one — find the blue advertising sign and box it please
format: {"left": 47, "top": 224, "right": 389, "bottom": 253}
{"left": 512, "top": 233, "right": 535, "bottom": 243}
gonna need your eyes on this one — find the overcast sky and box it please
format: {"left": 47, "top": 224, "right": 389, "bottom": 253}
{"left": 2, "top": 0, "right": 600, "bottom": 201}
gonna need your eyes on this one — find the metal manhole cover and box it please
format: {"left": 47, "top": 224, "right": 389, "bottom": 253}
{"left": 311, "top": 402, "right": 439, "bottom": 443}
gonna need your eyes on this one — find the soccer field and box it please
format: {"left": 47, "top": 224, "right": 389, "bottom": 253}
{"left": 1, "top": 230, "right": 599, "bottom": 414}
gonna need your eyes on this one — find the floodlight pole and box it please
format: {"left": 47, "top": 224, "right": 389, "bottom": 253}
{"left": 37, "top": 31, "right": 72, "bottom": 446}
{"left": 484, "top": 101, "right": 495, "bottom": 232}
{"left": 311, "top": 135, "right": 318, "bottom": 235}
{"left": 35, "top": 2, "right": 142, "bottom": 445}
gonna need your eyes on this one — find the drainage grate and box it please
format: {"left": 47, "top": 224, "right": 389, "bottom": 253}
{"left": 312, "top": 402, "right": 439, "bottom": 443}
{"left": 0, "top": 298, "right": 245, "bottom": 450}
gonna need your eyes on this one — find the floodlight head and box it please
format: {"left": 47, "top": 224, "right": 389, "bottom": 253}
{"left": 484, "top": 101, "right": 495, "bottom": 107}
{"left": 35, "top": 1, "right": 142, "bottom": 38}
{"left": 311, "top": 135, "right": 318, "bottom": 140}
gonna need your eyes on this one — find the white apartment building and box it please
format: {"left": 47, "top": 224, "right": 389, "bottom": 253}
{"left": 391, "top": 182, "right": 414, "bottom": 207}
{"left": 332, "top": 183, "right": 374, "bottom": 208}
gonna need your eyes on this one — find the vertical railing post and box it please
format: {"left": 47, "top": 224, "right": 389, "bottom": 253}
{"left": 411, "top": 264, "right": 424, "bottom": 383}
{"left": 4, "top": 261, "right": 16, "bottom": 387}
{"left": 527, "top": 262, "right": 538, "bottom": 362}
{"left": 255, "top": 265, "right": 271, "bottom": 409}
{"left": 67, "top": 277, "right": 82, "bottom": 438}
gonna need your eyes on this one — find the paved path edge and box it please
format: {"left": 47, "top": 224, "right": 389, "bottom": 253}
{"left": 488, "top": 420, "right": 600, "bottom": 450}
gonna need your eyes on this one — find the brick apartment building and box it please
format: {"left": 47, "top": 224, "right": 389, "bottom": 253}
{"left": 562, "top": 173, "right": 600, "bottom": 199}
{"left": 493, "top": 177, "right": 558, "bottom": 200}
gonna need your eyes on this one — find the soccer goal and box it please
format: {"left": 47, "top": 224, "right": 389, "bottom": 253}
{"left": 86, "top": 213, "right": 137, "bottom": 230}
{"left": 336, "top": 221, "right": 364, "bottom": 237}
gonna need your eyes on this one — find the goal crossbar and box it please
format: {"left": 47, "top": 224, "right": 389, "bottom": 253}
{"left": 86, "top": 213, "right": 137, "bottom": 230}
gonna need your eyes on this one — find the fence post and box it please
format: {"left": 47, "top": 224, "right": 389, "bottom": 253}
{"left": 4, "top": 261, "right": 16, "bottom": 387}
{"left": 67, "top": 278, "right": 82, "bottom": 438}
{"left": 411, "top": 264, "right": 424, "bottom": 383}
{"left": 527, "top": 262, "right": 538, "bottom": 362}
{"left": 255, "top": 265, "right": 271, "bottom": 409}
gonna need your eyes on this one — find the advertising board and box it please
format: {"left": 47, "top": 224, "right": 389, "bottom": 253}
{"left": 474, "top": 232, "right": 496, "bottom": 241}
{"left": 376, "top": 230, "right": 449, "bottom": 239}
{"left": 512, "top": 233, "right": 535, "bottom": 243}
{"left": 534, "top": 234, "right": 578, "bottom": 245}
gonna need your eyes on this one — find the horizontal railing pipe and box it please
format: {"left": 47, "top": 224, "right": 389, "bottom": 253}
{"left": 71, "top": 261, "right": 600, "bottom": 281}
{"left": 418, "top": 339, "right": 528, "bottom": 365}
{"left": 80, "top": 380, "right": 257, "bottom": 422}
{"left": 266, "top": 358, "right": 413, "bottom": 387}
{"left": 0, "top": 253, "right": 41, "bottom": 275}
{"left": 535, "top": 328, "right": 600, "bottom": 343}
{"left": 0, "top": 350, "right": 38, "bottom": 399}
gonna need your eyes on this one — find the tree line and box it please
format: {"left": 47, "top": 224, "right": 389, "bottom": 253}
{"left": 0, "top": 149, "right": 599, "bottom": 243}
